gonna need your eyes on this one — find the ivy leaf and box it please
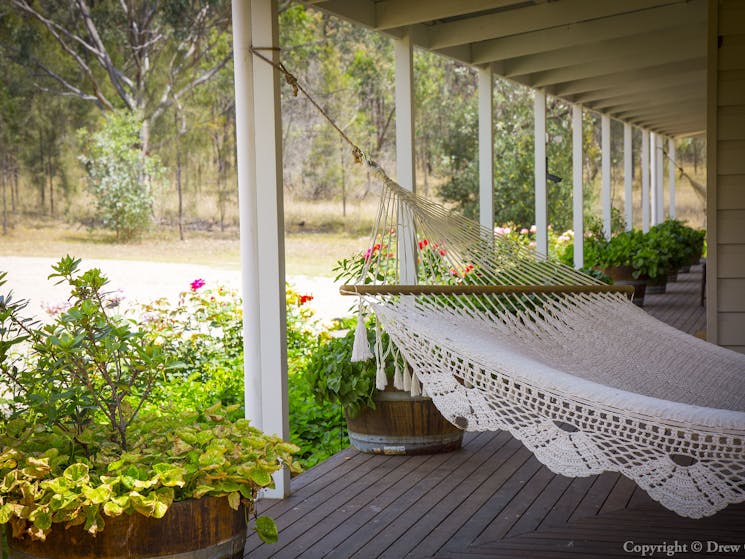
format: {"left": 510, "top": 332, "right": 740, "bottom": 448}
{"left": 248, "top": 468, "right": 273, "bottom": 487}
{"left": 83, "top": 505, "right": 105, "bottom": 535}
{"left": 0, "top": 503, "right": 13, "bottom": 523}
{"left": 153, "top": 463, "right": 186, "bottom": 487}
{"left": 226, "top": 491, "right": 240, "bottom": 511}
{"left": 254, "top": 515, "right": 278, "bottom": 545}
{"left": 29, "top": 507, "right": 52, "bottom": 531}
{"left": 63, "top": 464, "right": 90, "bottom": 484}
{"left": 103, "top": 500, "right": 124, "bottom": 517}
{"left": 83, "top": 484, "right": 112, "bottom": 504}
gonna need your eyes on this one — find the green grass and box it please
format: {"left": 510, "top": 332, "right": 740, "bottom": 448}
{"left": 0, "top": 218, "right": 371, "bottom": 277}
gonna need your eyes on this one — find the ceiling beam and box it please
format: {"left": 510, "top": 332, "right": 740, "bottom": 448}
{"left": 569, "top": 70, "right": 704, "bottom": 104}
{"left": 612, "top": 102, "right": 703, "bottom": 124}
{"left": 527, "top": 40, "right": 703, "bottom": 88}
{"left": 470, "top": 0, "right": 705, "bottom": 64}
{"left": 592, "top": 92, "right": 704, "bottom": 116}
{"left": 375, "top": 0, "right": 521, "bottom": 30}
{"left": 501, "top": 25, "right": 703, "bottom": 78}
{"left": 552, "top": 58, "right": 706, "bottom": 96}
{"left": 426, "top": 0, "right": 675, "bottom": 50}
{"left": 629, "top": 114, "right": 704, "bottom": 134}
{"left": 585, "top": 82, "right": 705, "bottom": 108}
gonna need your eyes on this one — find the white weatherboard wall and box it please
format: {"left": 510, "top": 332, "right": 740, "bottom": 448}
{"left": 707, "top": 0, "right": 745, "bottom": 353}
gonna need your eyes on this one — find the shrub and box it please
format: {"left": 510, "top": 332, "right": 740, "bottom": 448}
{"left": 78, "top": 111, "right": 163, "bottom": 242}
{"left": 0, "top": 258, "right": 299, "bottom": 543}
{"left": 135, "top": 279, "right": 344, "bottom": 469}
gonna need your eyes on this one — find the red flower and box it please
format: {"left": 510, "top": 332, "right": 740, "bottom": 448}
{"left": 190, "top": 278, "right": 206, "bottom": 291}
{"left": 418, "top": 239, "right": 429, "bottom": 250}
{"left": 299, "top": 294, "right": 314, "bottom": 305}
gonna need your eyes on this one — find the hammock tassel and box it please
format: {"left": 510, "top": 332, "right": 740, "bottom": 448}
{"left": 393, "top": 358, "right": 404, "bottom": 390}
{"left": 403, "top": 366, "right": 412, "bottom": 392}
{"left": 410, "top": 372, "right": 422, "bottom": 397}
{"left": 351, "top": 298, "right": 373, "bottom": 362}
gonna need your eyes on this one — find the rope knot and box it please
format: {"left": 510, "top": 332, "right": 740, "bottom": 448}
{"left": 278, "top": 63, "right": 299, "bottom": 96}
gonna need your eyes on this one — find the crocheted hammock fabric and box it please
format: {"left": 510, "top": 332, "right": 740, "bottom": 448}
{"left": 347, "top": 164, "right": 745, "bottom": 519}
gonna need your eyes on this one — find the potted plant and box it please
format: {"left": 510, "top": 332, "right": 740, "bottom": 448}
{"left": 0, "top": 257, "right": 301, "bottom": 558}
{"left": 303, "top": 325, "right": 463, "bottom": 455}
{"left": 583, "top": 230, "right": 668, "bottom": 306}
{"left": 649, "top": 220, "right": 705, "bottom": 274}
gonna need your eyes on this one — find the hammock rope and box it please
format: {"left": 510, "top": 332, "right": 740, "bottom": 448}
{"left": 249, "top": 47, "right": 745, "bottom": 519}
{"left": 347, "top": 176, "right": 745, "bottom": 519}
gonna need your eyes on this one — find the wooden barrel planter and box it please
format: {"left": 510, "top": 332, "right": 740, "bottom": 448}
{"left": 7, "top": 497, "right": 246, "bottom": 559}
{"left": 603, "top": 265, "right": 647, "bottom": 307}
{"left": 345, "top": 388, "right": 463, "bottom": 455}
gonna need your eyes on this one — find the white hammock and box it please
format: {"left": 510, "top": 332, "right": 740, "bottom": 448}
{"left": 344, "top": 162, "right": 745, "bottom": 519}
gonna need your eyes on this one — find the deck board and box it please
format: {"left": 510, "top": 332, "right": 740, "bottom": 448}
{"left": 244, "top": 266, "right": 744, "bottom": 558}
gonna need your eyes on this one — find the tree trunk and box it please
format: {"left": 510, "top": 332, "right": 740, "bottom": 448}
{"left": 48, "top": 156, "right": 55, "bottom": 218}
{"left": 2, "top": 155, "right": 7, "bottom": 235}
{"left": 175, "top": 110, "right": 184, "bottom": 241}
{"left": 38, "top": 128, "right": 46, "bottom": 213}
{"left": 340, "top": 137, "right": 346, "bottom": 218}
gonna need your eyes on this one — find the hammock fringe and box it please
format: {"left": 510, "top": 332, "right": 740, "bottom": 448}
{"left": 351, "top": 298, "right": 373, "bottom": 362}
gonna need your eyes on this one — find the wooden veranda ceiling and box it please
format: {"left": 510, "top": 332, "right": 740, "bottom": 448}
{"left": 302, "top": 0, "right": 707, "bottom": 137}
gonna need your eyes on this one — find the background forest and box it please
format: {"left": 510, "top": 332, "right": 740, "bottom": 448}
{"left": 0, "top": 1, "right": 706, "bottom": 249}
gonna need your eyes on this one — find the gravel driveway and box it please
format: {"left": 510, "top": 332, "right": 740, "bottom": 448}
{"left": 0, "top": 256, "right": 351, "bottom": 325}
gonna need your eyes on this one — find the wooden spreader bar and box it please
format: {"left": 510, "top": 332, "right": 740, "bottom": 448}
{"left": 340, "top": 283, "right": 636, "bottom": 297}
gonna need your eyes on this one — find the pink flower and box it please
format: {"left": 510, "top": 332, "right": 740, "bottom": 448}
{"left": 520, "top": 228, "right": 529, "bottom": 235}
{"left": 530, "top": 225, "right": 537, "bottom": 233}
{"left": 190, "top": 278, "right": 206, "bottom": 291}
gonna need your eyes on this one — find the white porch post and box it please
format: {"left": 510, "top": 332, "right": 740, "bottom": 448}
{"left": 394, "top": 32, "right": 417, "bottom": 284}
{"left": 232, "top": 0, "right": 260, "bottom": 426}
{"left": 232, "top": 0, "right": 289, "bottom": 498}
{"left": 650, "top": 131, "right": 657, "bottom": 226}
{"left": 478, "top": 66, "right": 494, "bottom": 232}
{"left": 534, "top": 90, "right": 547, "bottom": 256}
{"left": 624, "top": 123, "right": 633, "bottom": 230}
{"left": 572, "top": 104, "right": 583, "bottom": 268}
{"left": 395, "top": 33, "right": 415, "bottom": 192}
{"left": 668, "top": 137, "right": 676, "bottom": 219}
{"left": 641, "top": 129, "right": 650, "bottom": 232}
{"left": 656, "top": 134, "right": 665, "bottom": 223}
{"left": 601, "top": 114, "right": 611, "bottom": 238}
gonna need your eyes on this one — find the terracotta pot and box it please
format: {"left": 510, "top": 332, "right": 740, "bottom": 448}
{"left": 7, "top": 497, "right": 246, "bottom": 559}
{"left": 345, "top": 387, "right": 463, "bottom": 455}
{"left": 603, "top": 265, "right": 647, "bottom": 306}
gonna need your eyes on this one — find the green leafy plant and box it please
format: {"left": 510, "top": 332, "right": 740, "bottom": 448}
{"left": 0, "top": 258, "right": 300, "bottom": 543}
{"left": 134, "top": 278, "right": 345, "bottom": 470}
{"left": 648, "top": 219, "right": 705, "bottom": 270}
{"left": 303, "top": 326, "right": 380, "bottom": 418}
{"left": 583, "top": 230, "right": 668, "bottom": 280}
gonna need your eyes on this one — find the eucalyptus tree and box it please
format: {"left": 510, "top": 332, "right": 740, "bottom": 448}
{"left": 8, "top": 0, "right": 233, "bottom": 155}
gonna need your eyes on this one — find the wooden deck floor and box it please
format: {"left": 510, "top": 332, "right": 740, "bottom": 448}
{"left": 246, "top": 265, "right": 745, "bottom": 558}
